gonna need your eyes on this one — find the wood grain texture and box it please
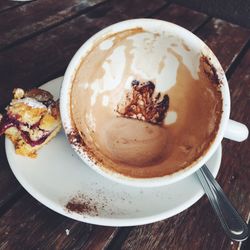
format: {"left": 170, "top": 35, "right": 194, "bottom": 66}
{"left": 116, "top": 35, "right": 250, "bottom": 250}
{"left": 0, "top": 135, "right": 24, "bottom": 212}
{"left": 0, "top": 104, "right": 25, "bottom": 210}
{"left": 174, "top": 0, "right": 250, "bottom": 29}
{"left": 156, "top": 3, "right": 208, "bottom": 31}
{"left": 0, "top": 194, "right": 118, "bottom": 249}
{"left": 0, "top": 0, "right": 169, "bottom": 213}
{"left": 0, "top": 0, "right": 106, "bottom": 51}
{"left": 0, "top": 0, "right": 167, "bottom": 207}
{"left": 111, "top": 12, "right": 250, "bottom": 250}
{"left": 0, "top": 0, "right": 26, "bottom": 13}
{"left": 0, "top": 2, "right": 249, "bottom": 249}
{"left": 120, "top": 199, "right": 240, "bottom": 250}
{"left": 0, "top": 0, "right": 167, "bottom": 109}
{"left": 196, "top": 18, "right": 250, "bottom": 73}
{"left": 0, "top": 0, "right": 167, "bottom": 249}
{"left": 219, "top": 49, "right": 250, "bottom": 216}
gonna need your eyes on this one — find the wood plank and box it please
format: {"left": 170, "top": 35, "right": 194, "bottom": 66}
{"left": 220, "top": 50, "right": 250, "bottom": 211}
{"left": 156, "top": 3, "right": 208, "bottom": 31}
{"left": 108, "top": 12, "right": 250, "bottom": 249}
{"left": 0, "top": 0, "right": 167, "bottom": 109}
{"left": 0, "top": 0, "right": 106, "bottom": 51}
{"left": 0, "top": 0, "right": 168, "bottom": 208}
{"left": 120, "top": 199, "right": 238, "bottom": 250}
{"left": 0, "top": 0, "right": 25, "bottom": 13}
{"left": 0, "top": 2, "right": 248, "bottom": 249}
{"left": 0, "top": 135, "right": 25, "bottom": 211}
{"left": 0, "top": 0, "right": 167, "bottom": 214}
{"left": 117, "top": 43, "right": 250, "bottom": 250}
{"left": 107, "top": 9, "right": 250, "bottom": 250}
{"left": 0, "top": 0, "right": 167, "bottom": 248}
{"left": 173, "top": 0, "right": 250, "bottom": 29}
{"left": 0, "top": 194, "right": 118, "bottom": 249}
{"left": 119, "top": 49, "right": 250, "bottom": 250}
{"left": 196, "top": 18, "right": 250, "bottom": 73}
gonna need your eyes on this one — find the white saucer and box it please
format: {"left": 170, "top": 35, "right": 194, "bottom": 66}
{"left": 6, "top": 77, "right": 222, "bottom": 226}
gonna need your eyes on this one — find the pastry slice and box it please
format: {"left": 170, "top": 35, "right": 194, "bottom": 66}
{"left": 0, "top": 88, "right": 61, "bottom": 158}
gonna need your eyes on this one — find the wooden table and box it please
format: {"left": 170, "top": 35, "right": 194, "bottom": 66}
{"left": 0, "top": 1, "right": 249, "bottom": 249}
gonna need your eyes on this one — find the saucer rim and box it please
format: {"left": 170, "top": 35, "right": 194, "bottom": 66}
{"left": 5, "top": 76, "right": 222, "bottom": 226}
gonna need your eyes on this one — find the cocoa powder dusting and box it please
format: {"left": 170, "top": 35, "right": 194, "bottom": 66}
{"left": 66, "top": 195, "right": 98, "bottom": 216}
{"left": 201, "top": 55, "right": 221, "bottom": 86}
{"left": 117, "top": 80, "right": 169, "bottom": 124}
{"left": 67, "top": 129, "right": 85, "bottom": 146}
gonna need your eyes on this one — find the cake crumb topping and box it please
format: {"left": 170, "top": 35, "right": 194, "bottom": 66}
{"left": 117, "top": 80, "right": 169, "bottom": 124}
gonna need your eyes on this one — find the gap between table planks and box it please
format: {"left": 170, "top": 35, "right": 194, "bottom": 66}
{"left": 0, "top": 1, "right": 249, "bottom": 249}
{"left": 0, "top": 0, "right": 107, "bottom": 51}
{"left": 0, "top": 0, "right": 171, "bottom": 206}
{"left": 0, "top": 0, "right": 169, "bottom": 248}
{"left": 110, "top": 47, "right": 250, "bottom": 250}
{"left": 0, "top": 0, "right": 169, "bottom": 110}
{"left": 0, "top": 0, "right": 30, "bottom": 14}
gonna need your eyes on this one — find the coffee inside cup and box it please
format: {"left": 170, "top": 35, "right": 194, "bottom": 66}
{"left": 69, "top": 28, "right": 222, "bottom": 178}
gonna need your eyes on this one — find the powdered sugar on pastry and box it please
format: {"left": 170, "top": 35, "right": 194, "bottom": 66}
{"left": 0, "top": 88, "right": 61, "bottom": 158}
{"left": 12, "top": 97, "right": 47, "bottom": 109}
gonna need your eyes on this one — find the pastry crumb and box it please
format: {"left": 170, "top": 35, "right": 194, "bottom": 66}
{"left": 117, "top": 80, "right": 169, "bottom": 124}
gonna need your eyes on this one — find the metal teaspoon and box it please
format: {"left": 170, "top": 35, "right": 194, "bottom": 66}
{"left": 196, "top": 165, "right": 249, "bottom": 241}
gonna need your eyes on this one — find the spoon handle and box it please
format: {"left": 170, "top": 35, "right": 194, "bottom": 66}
{"left": 196, "top": 165, "right": 249, "bottom": 241}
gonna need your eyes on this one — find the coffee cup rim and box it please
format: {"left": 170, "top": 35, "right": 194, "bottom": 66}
{"left": 60, "top": 18, "right": 230, "bottom": 187}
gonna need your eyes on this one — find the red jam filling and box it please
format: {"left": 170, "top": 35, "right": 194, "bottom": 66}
{"left": 0, "top": 114, "right": 51, "bottom": 146}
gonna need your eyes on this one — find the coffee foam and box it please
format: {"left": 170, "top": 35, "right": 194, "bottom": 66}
{"left": 70, "top": 29, "right": 222, "bottom": 178}
{"left": 74, "top": 29, "right": 200, "bottom": 107}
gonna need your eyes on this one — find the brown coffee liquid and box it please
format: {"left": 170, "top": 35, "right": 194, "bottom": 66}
{"left": 70, "top": 29, "right": 222, "bottom": 178}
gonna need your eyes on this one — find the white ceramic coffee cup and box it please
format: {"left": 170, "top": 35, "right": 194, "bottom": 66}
{"left": 60, "top": 19, "right": 248, "bottom": 187}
